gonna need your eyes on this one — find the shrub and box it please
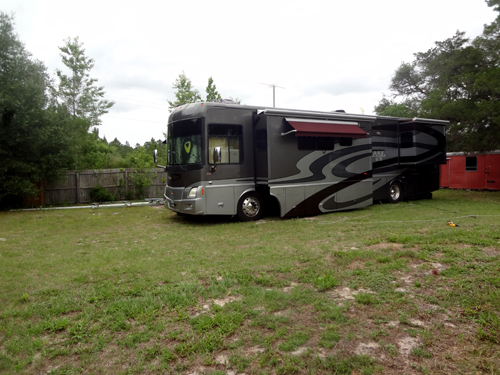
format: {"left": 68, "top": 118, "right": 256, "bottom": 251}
{"left": 89, "top": 185, "right": 116, "bottom": 202}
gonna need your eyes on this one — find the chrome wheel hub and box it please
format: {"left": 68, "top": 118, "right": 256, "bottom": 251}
{"left": 390, "top": 185, "right": 401, "bottom": 200}
{"left": 242, "top": 197, "right": 260, "bottom": 217}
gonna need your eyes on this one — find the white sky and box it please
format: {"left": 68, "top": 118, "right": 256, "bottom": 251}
{"left": 2, "top": 0, "right": 497, "bottom": 146}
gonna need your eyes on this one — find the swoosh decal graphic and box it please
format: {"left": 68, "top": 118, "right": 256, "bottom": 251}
{"left": 273, "top": 144, "right": 372, "bottom": 185}
{"left": 283, "top": 171, "right": 373, "bottom": 218}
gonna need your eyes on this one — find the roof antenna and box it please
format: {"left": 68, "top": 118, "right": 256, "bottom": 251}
{"left": 261, "top": 83, "right": 285, "bottom": 107}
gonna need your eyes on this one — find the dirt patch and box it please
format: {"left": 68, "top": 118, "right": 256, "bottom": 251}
{"left": 430, "top": 262, "right": 447, "bottom": 271}
{"left": 214, "top": 354, "right": 229, "bottom": 365}
{"left": 354, "top": 341, "right": 381, "bottom": 356}
{"left": 347, "top": 260, "right": 365, "bottom": 270}
{"left": 290, "top": 346, "right": 309, "bottom": 356}
{"left": 273, "top": 310, "right": 292, "bottom": 317}
{"left": 201, "top": 295, "right": 242, "bottom": 310}
{"left": 483, "top": 247, "right": 500, "bottom": 257}
{"left": 366, "top": 242, "right": 405, "bottom": 251}
{"left": 330, "top": 287, "right": 375, "bottom": 301}
{"left": 397, "top": 336, "right": 420, "bottom": 356}
{"left": 283, "top": 282, "right": 299, "bottom": 293}
{"left": 245, "top": 346, "right": 265, "bottom": 355}
{"left": 399, "top": 275, "right": 414, "bottom": 285}
{"left": 395, "top": 287, "right": 409, "bottom": 293}
{"left": 186, "top": 366, "right": 209, "bottom": 375}
{"left": 408, "top": 319, "right": 427, "bottom": 328}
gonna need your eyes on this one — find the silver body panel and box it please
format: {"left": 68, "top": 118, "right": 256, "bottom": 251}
{"left": 164, "top": 179, "right": 254, "bottom": 216}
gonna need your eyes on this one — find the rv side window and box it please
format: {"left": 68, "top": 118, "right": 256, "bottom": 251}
{"left": 208, "top": 124, "right": 242, "bottom": 164}
{"left": 400, "top": 132, "right": 413, "bottom": 148}
{"left": 465, "top": 156, "right": 477, "bottom": 171}
{"left": 339, "top": 137, "right": 353, "bottom": 147}
{"left": 298, "top": 136, "right": 335, "bottom": 151}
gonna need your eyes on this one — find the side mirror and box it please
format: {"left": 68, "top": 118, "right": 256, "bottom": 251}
{"left": 211, "top": 147, "right": 221, "bottom": 172}
{"left": 213, "top": 147, "right": 221, "bottom": 164}
{"left": 154, "top": 149, "right": 166, "bottom": 169}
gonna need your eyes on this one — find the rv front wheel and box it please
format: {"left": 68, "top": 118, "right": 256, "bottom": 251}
{"left": 237, "top": 192, "right": 263, "bottom": 221}
{"left": 388, "top": 181, "right": 403, "bottom": 203}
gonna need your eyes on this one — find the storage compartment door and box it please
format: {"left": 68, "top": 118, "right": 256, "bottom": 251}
{"left": 205, "top": 186, "right": 235, "bottom": 215}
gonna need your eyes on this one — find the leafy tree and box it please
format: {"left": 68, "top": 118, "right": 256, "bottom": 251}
{"left": 205, "top": 76, "right": 221, "bottom": 102}
{"left": 0, "top": 13, "right": 73, "bottom": 207}
{"left": 106, "top": 138, "right": 134, "bottom": 168}
{"left": 142, "top": 137, "right": 167, "bottom": 164}
{"left": 487, "top": 0, "right": 500, "bottom": 13}
{"left": 73, "top": 127, "right": 112, "bottom": 170}
{"left": 126, "top": 145, "right": 156, "bottom": 199}
{"left": 51, "top": 37, "right": 114, "bottom": 169}
{"left": 374, "top": 96, "right": 419, "bottom": 118}
{"left": 376, "top": 2, "right": 500, "bottom": 152}
{"left": 52, "top": 37, "right": 114, "bottom": 127}
{"left": 167, "top": 71, "right": 201, "bottom": 110}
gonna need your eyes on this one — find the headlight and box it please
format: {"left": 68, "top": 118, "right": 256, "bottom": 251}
{"left": 187, "top": 187, "right": 198, "bottom": 198}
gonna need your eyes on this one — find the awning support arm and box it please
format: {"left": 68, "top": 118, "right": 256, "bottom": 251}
{"left": 281, "top": 129, "right": 297, "bottom": 136}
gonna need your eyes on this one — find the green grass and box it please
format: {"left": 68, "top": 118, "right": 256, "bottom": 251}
{"left": 0, "top": 189, "right": 499, "bottom": 374}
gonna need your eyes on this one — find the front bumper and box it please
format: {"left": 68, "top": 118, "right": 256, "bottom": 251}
{"left": 164, "top": 186, "right": 205, "bottom": 215}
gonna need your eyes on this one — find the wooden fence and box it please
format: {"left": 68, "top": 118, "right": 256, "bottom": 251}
{"left": 39, "top": 168, "right": 167, "bottom": 205}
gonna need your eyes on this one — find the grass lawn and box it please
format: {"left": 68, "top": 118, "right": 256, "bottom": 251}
{"left": 1, "top": 189, "right": 499, "bottom": 374}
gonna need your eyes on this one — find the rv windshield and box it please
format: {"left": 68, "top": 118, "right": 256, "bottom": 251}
{"left": 167, "top": 119, "right": 202, "bottom": 165}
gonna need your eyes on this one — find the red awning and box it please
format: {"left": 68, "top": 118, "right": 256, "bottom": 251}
{"left": 285, "top": 118, "right": 368, "bottom": 138}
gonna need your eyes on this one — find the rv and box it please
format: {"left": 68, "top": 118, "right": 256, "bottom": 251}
{"left": 154, "top": 102, "right": 447, "bottom": 221}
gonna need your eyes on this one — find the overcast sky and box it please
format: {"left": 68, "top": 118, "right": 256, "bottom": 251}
{"left": 2, "top": 0, "right": 497, "bottom": 146}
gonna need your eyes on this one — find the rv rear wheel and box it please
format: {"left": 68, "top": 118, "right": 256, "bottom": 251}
{"left": 237, "top": 192, "right": 264, "bottom": 222}
{"left": 388, "top": 181, "right": 403, "bottom": 203}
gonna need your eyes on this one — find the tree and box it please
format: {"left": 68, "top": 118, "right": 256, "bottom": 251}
{"left": 72, "top": 126, "right": 112, "bottom": 170}
{"left": 52, "top": 37, "right": 114, "bottom": 127}
{"left": 167, "top": 72, "right": 201, "bottom": 110}
{"left": 205, "top": 76, "right": 221, "bottom": 102}
{"left": 375, "top": 2, "right": 500, "bottom": 152}
{"left": 51, "top": 37, "right": 114, "bottom": 169}
{"left": 374, "top": 96, "right": 419, "bottom": 118}
{"left": 0, "top": 13, "right": 73, "bottom": 207}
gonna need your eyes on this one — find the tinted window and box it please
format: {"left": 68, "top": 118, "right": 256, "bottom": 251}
{"left": 298, "top": 136, "right": 335, "bottom": 151}
{"left": 339, "top": 137, "right": 353, "bottom": 147}
{"left": 208, "top": 124, "right": 242, "bottom": 164}
{"left": 400, "top": 132, "right": 413, "bottom": 148}
{"left": 167, "top": 119, "right": 202, "bottom": 165}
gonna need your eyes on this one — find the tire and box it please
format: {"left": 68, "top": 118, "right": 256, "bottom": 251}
{"left": 237, "top": 192, "right": 264, "bottom": 221}
{"left": 388, "top": 181, "right": 403, "bottom": 203}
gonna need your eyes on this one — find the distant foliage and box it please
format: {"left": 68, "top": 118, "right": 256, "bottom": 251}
{"left": 205, "top": 76, "right": 222, "bottom": 102}
{"left": 168, "top": 72, "right": 239, "bottom": 108}
{"left": 376, "top": 2, "right": 500, "bottom": 152}
{"left": 167, "top": 71, "right": 202, "bottom": 110}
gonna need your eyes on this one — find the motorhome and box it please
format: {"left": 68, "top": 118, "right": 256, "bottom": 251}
{"left": 154, "top": 102, "right": 447, "bottom": 221}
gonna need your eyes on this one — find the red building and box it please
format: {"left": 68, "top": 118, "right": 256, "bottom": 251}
{"left": 440, "top": 152, "right": 500, "bottom": 190}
